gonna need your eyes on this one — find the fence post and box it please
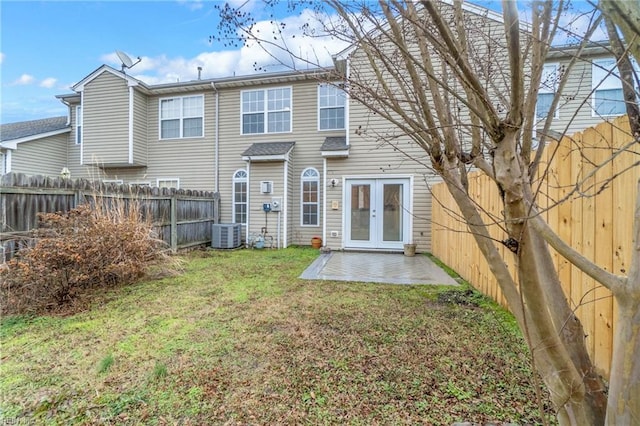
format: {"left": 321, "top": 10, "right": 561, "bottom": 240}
{"left": 170, "top": 194, "right": 178, "bottom": 253}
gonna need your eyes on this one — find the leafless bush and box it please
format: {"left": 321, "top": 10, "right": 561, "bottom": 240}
{"left": 0, "top": 196, "right": 171, "bottom": 315}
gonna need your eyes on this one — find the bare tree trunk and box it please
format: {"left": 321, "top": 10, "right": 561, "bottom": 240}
{"left": 490, "top": 131, "right": 607, "bottom": 424}
{"left": 606, "top": 179, "right": 640, "bottom": 424}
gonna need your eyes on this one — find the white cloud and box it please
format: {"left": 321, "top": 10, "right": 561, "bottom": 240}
{"left": 12, "top": 74, "right": 35, "bottom": 86}
{"left": 40, "top": 78, "right": 57, "bottom": 89}
{"left": 99, "top": 8, "right": 350, "bottom": 86}
{"left": 177, "top": 0, "right": 203, "bottom": 12}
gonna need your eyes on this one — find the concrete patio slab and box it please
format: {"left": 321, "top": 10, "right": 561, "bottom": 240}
{"left": 300, "top": 251, "right": 459, "bottom": 286}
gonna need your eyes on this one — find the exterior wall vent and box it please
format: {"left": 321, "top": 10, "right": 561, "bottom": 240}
{"left": 212, "top": 223, "right": 242, "bottom": 249}
{"left": 260, "top": 181, "right": 273, "bottom": 194}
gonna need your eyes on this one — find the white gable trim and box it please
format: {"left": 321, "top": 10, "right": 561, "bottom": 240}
{"left": 72, "top": 65, "right": 142, "bottom": 92}
{"left": 0, "top": 128, "right": 71, "bottom": 150}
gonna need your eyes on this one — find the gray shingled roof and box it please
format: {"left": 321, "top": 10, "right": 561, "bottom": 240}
{"left": 242, "top": 141, "right": 295, "bottom": 157}
{"left": 1, "top": 116, "right": 69, "bottom": 142}
{"left": 321, "top": 136, "right": 348, "bottom": 151}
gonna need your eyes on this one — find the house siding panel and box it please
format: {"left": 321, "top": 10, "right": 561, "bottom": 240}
{"left": 216, "top": 80, "right": 345, "bottom": 246}
{"left": 82, "top": 72, "right": 130, "bottom": 165}
{"left": 132, "top": 89, "right": 148, "bottom": 165}
{"left": 143, "top": 91, "right": 216, "bottom": 191}
{"left": 544, "top": 54, "right": 621, "bottom": 136}
{"left": 10, "top": 133, "right": 68, "bottom": 177}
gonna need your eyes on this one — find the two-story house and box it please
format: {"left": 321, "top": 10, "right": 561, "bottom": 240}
{"left": 2, "top": 6, "right": 635, "bottom": 253}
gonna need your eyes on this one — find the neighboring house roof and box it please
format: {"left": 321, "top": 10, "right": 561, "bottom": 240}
{"left": 242, "top": 142, "right": 296, "bottom": 161}
{"left": 321, "top": 136, "right": 350, "bottom": 158}
{"left": 0, "top": 116, "right": 70, "bottom": 149}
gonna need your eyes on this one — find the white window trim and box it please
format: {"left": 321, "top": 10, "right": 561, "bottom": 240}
{"left": 317, "top": 83, "right": 346, "bottom": 131}
{"left": 76, "top": 105, "right": 83, "bottom": 145}
{"left": 102, "top": 179, "right": 124, "bottom": 184}
{"left": 300, "top": 167, "right": 320, "bottom": 227}
{"left": 232, "top": 169, "right": 248, "bottom": 224}
{"left": 157, "top": 178, "right": 180, "bottom": 189}
{"left": 240, "top": 86, "right": 293, "bottom": 135}
{"left": 158, "top": 95, "right": 205, "bottom": 140}
{"left": 536, "top": 63, "right": 559, "bottom": 120}
{"left": 129, "top": 181, "right": 151, "bottom": 187}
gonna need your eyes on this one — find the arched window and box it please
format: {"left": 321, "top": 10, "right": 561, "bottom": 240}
{"left": 233, "top": 169, "right": 248, "bottom": 224}
{"left": 301, "top": 167, "right": 319, "bottom": 226}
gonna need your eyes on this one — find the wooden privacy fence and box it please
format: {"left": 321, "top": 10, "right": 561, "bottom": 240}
{"left": 431, "top": 116, "right": 637, "bottom": 379}
{"left": 1, "top": 173, "right": 220, "bottom": 261}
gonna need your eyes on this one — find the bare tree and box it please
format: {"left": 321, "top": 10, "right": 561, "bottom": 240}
{"left": 217, "top": 0, "right": 639, "bottom": 424}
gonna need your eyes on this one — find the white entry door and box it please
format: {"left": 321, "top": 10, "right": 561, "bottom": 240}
{"left": 345, "top": 178, "right": 410, "bottom": 250}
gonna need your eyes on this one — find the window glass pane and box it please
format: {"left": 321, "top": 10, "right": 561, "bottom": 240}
{"left": 268, "top": 111, "right": 290, "bottom": 133}
{"left": 243, "top": 113, "right": 264, "bottom": 134}
{"left": 242, "top": 91, "right": 264, "bottom": 113}
{"left": 161, "top": 99, "right": 180, "bottom": 119}
{"left": 268, "top": 88, "right": 290, "bottom": 111}
{"left": 594, "top": 88, "right": 625, "bottom": 116}
{"left": 320, "top": 107, "right": 345, "bottom": 130}
{"left": 183, "top": 117, "right": 203, "bottom": 137}
{"left": 319, "top": 84, "right": 345, "bottom": 108}
{"left": 303, "top": 205, "right": 318, "bottom": 225}
{"left": 161, "top": 119, "right": 180, "bottom": 139}
{"left": 536, "top": 93, "right": 554, "bottom": 119}
{"left": 183, "top": 96, "right": 203, "bottom": 117}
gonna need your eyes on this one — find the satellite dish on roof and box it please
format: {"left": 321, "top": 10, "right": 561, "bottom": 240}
{"left": 116, "top": 50, "right": 141, "bottom": 73}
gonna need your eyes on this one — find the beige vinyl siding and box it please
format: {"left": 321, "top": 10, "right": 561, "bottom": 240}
{"left": 132, "top": 89, "right": 148, "bottom": 165}
{"left": 324, "top": 158, "right": 347, "bottom": 247}
{"left": 544, "top": 54, "right": 624, "bottom": 136}
{"left": 10, "top": 133, "right": 68, "bottom": 177}
{"left": 82, "top": 72, "right": 130, "bottom": 165}
{"left": 247, "top": 162, "right": 285, "bottom": 244}
{"left": 145, "top": 91, "right": 215, "bottom": 191}
{"left": 286, "top": 156, "right": 294, "bottom": 247}
{"left": 216, "top": 79, "right": 345, "bottom": 246}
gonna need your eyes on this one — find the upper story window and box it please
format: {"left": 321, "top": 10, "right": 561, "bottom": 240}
{"left": 592, "top": 58, "right": 639, "bottom": 117}
{"left": 76, "top": 106, "right": 83, "bottom": 145}
{"left": 536, "top": 63, "right": 559, "bottom": 120}
{"left": 233, "top": 169, "right": 248, "bottom": 224}
{"left": 160, "top": 95, "right": 204, "bottom": 139}
{"left": 301, "top": 167, "right": 319, "bottom": 226}
{"left": 241, "top": 87, "right": 291, "bottom": 134}
{"left": 318, "top": 84, "right": 346, "bottom": 130}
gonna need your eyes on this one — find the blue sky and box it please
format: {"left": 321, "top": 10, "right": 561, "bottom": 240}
{"left": 1, "top": 1, "right": 599, "bottom": 125}
{"left": 1, "top": 0, "right": 348, "bottom": 124}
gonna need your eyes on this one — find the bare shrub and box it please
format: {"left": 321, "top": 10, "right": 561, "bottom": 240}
{"left": 0, "top": 196, "right": 169, "bottom": 315}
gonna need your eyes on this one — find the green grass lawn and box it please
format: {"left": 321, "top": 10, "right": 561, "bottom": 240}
{"left": 0, "top": 248, "right": 554, "bottom": 425}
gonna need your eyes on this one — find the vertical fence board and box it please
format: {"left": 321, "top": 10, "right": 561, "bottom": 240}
{"left": 431, "top": 117, "right": 636, "bottom": 379}
{"left": 1, "top": 174, "right": 220, "bottom": 262}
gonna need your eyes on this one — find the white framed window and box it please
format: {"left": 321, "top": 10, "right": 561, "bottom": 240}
{"left": 157, "top": 178, "right": 180, "bottom": 189}
{"left": 129, "top": 182, "right": 151, "bottom": 188}
{"left": 233, "top": 169, "right": 248, "bottom": 224}
{"left": 592, "top": 58, "right": 639, "bottom": 117}
{"left": 160, "top": 95, "right": 204, "bottom": 139}
{"left": 301, "top": 167, "right": 319, "bottom": 226}
{"left": 536, "top": 63, "right": 559, "bottom": 120}
{"left": 0, "top": 152, "right": 5, "bottom": 175}
{"left": 76, "top": 105, "right": 83, "bottom": 145}
{"left": 241, "top": 87, "right": 291, "bottom": 134}
{"left": 318, "top": 83, "right": 346, "bottom": 130}
{"left": 103, "top": 179, "right": 124, "bottom": 184}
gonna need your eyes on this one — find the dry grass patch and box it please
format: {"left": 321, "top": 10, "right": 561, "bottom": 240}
{"left": 0, "top": 248, "right": 555, "bottom": 425}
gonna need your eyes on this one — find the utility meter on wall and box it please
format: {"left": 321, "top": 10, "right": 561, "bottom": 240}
{"left": 271, "top": 197, "right": 282, "bottom": 212}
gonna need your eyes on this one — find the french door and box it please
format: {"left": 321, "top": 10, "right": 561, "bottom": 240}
{"left": 345, "top": 178, "right": 410, "bottom": 250}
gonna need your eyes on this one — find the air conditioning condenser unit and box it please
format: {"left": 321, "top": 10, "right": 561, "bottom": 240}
{"left": 212, "top": 223, "right": 242, "bottom": 249}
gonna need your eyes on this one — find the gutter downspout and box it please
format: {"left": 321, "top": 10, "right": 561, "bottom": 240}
{"left": 322, "top": 157, "right": 327, "bottom": 246}
{"left": 211, "top": 82, "right": 220, "bottom": 193}
{"left": 246, "top": 161, "right": 251, "bottom": 244}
